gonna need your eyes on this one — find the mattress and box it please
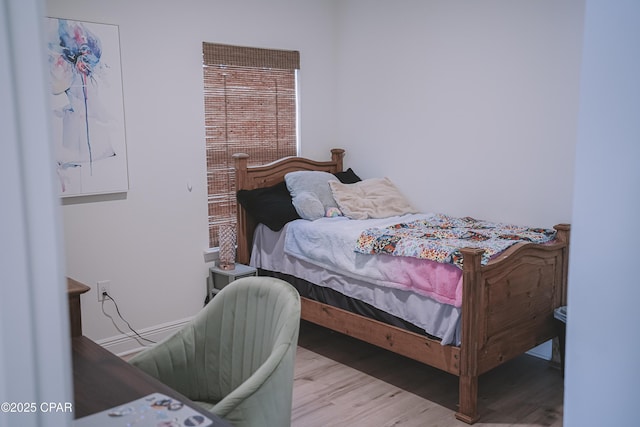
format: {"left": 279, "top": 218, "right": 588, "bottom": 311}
{"left": 250, "top": 221, "right": 462, "bottom": 345}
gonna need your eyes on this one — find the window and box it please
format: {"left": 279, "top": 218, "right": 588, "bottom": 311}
{"left": 202, "top": 43, "right": 299, "bottom": 247}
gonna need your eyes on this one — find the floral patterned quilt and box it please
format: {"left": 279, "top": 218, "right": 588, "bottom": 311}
{"left": 355, "top": 213, "right": 556, "bottom": 269}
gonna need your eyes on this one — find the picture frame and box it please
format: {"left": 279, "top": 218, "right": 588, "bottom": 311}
{"left": 46, "top": 17, "right": 129, "bottom": 197}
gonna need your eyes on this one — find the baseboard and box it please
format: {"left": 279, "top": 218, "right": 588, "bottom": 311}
{"left": 95, "top": 316, "right": 193, "bottom": 357}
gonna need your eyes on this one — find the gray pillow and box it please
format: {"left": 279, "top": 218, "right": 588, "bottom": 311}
{"left": 285, "top": 171, "right": 339, "bottom": 220}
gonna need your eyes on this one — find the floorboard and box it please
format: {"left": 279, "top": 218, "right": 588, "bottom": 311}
{"left": 292, "top": 320, "right": 563, "bottom": 427}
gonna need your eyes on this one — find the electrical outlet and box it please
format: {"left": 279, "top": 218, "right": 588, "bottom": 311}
{"left": 97, "top": 280, "right": 111, "bottom": 302}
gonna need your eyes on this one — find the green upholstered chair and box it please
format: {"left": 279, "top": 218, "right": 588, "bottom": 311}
{"left": 129, "top": 276, "right": 301, "bottom": 427}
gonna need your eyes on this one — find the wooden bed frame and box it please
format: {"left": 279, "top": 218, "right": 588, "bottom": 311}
{"left": 232, "top": 148, "right": 570, "bottom": 424}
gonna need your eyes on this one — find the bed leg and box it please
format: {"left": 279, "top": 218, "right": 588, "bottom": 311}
{"left": 456, "top": 374, "right": 479, "bottom": 424}
{"left": 457, "top": 248, "right": 484, "bottom": 424}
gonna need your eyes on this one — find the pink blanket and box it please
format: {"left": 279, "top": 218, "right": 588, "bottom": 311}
{"left": 366, "top": 251, "right": 463, "bottom": 307}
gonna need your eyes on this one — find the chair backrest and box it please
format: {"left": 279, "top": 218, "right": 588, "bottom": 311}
{"left": 200, "top": 276, "right": 301, "bottom": 427}
{"left": 130, "top": 276, "right": 301, "bottom": 427}
{"left": 195, "top": 276, "right": 301, "bottom": 399}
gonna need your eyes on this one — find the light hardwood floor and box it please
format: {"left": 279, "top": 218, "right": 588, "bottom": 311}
{"left": 292, "top": 320, "right": 563, "bottom": 427}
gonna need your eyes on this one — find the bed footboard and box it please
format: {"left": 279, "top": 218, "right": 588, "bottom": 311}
{"left": 456, "top": 224, "right": 570, "bottom": 423}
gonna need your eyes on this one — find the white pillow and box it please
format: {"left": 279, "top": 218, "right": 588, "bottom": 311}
{"left": 285, "top": 171, "right": 339, "bottom": 220}
{"left": 329, "top": 177, "right": 418, "bottom": 220}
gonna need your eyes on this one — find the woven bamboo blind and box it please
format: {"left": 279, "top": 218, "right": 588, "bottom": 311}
{"left": 203, "top": 43, "right": 299, "bottom": 247}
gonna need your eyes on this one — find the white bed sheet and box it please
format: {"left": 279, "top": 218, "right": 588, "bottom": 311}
{"left": 250, "top": 221, "right": 461, "bottom": 345}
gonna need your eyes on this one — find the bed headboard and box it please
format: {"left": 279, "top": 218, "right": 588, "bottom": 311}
{"left": 232, "top": 148, "right": 345, "bottom": 264}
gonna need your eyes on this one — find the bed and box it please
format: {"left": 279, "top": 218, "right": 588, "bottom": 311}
{"left": 232, "top": 148, "right": 570, "bottom": 424}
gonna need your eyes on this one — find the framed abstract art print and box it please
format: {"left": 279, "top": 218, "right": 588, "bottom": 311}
{"left": 46, "top": 18, "right": 129, "bottom": 197}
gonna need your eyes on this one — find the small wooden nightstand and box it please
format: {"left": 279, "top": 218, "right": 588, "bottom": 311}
{"left": 67, "top": 277, "right": 90, "bottom": 337}
{"left": 206, "top": 263, "right": 257, "bottom": 304}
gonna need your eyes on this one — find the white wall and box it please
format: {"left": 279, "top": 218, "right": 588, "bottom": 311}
{"left": 334, "top": 0, "right": 585, "bottom": 228}
{"left": 46, "top": 0, "right": 340, "bottom": 343}
{"left": 46, "top": 0, "right": 586, "bottom": 348}
{"left": 564, "top": 1, "right": 640, "bottom": 426}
